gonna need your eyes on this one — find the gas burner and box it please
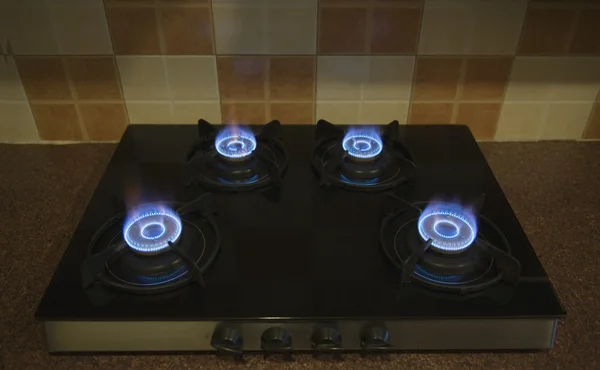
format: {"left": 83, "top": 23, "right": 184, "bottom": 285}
{"left": 80, "top": 194, "right": 220, "bottom": 294}
{"left": 380, "top": 195, "right": 521, "bottom": 294}
{"left": 312, "top": 120, "right": 415, "bottom": 191}
{"left": 187, "top": 119, "right": 288, "bottom": 192}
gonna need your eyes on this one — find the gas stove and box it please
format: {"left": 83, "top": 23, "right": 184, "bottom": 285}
{"left": 35, "top": 120, "right": 564, "bottom": 357}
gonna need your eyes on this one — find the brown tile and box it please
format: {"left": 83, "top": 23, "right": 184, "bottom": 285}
{"left": 105, "top": 0, "right": 155, "bottom": 3}
{"left": 518, "top": 8, "right": 577, "bottom": 55}
{"left": 570, "top": 9, "right": 600, "bottom": 54}
{"left": 31, "top": 104, "right": 83, "bottom": 141}
{"left": 65, "top": 57, "right": 122, "bottom": 100}
{"left": 412, "top": 58, "right": 462, "bottom": 101}
{"left": 106, "top": 7, "right": 161, "bottom": 54}
{"left": 270, "top": 103, "right": 314, "bottom": 124}
{"left": 79, "top": 103, "right": 128, "bottom": 141}
{"left": 461, "top": 58, "right": 512, "bottom": 101}
{"left": 319, "top": 7, "right": 367, "bottom": 53}
{"left": 269, "top": 57, "right": 315, "bottom": 101}
{"left": 408, "top": 103, "right": 454, "bottom": 124}
{"left": 370, "top": 7, "right": 420, "bottom": 53}
{"left": 455, "top": 103, "right": 501, "bottom": 140}
{"left": 221, "top": 103, "right": 267, "bottom": 125}
{"left": 584, "top": 103, "right": 600, "bottom": 139}
{"left": 16, "top": 58, "right": 72, "bottom": 101}
{"left": 217, "top": 57, "right": 267, "bottom": 101}
{"left": 159, "top": 7, "right": 213, "bottom": 54}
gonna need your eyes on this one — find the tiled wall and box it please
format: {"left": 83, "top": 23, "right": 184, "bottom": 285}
{"left": 1, "top": 0, "right": 600, "bottom": 143}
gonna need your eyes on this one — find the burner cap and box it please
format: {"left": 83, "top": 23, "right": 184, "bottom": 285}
{"left": 342, "top": 128, "right": 383, "bottom": 161}
{"left": 417, "top": 202, "right": 477, "bottom": 253}
{"left": 215, "top": 125, "right": 257, "bottom": 162}
{"left": 123, "top": 205, "right": 182, "bottom": 254}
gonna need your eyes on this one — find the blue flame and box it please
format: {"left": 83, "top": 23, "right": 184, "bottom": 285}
{"left": 340, "top": 174, "right": 379, "bottom": 186}
{"left": 123, "top": 204, "right": 182, "bottom": 254}
{"left": 342, "top": 127, "right": 383, "bottom": 159}
{"left": 414, "top": 265, "right": 463, "bottom": 283}
{"left": 418, "top": 201, "right": 477, "bottom": 253}
{"left": 215, "top": 125, "right": 257, "bottom": 159}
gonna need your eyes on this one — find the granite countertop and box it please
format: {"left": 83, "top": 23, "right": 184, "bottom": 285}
{"left": 1, "top": 142, "right": 599, "bottom": 369}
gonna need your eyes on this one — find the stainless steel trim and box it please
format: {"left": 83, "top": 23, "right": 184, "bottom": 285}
{"left": 42, "top": 319, "right": 559, "bottom": 352}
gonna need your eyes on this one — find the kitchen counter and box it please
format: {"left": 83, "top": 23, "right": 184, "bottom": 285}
{"left": 1, "top": 141, "right": 599, "bottom": 369}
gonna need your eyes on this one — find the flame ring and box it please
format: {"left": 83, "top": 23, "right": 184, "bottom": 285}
{"left": 215, "top": 132, "right": 257, "bottom": 159}
{"left": 418, "top": 209, "right": 477, "bottom": 253}
{"left": 342, "top": 133, "right": 383, "bottom": 159}
{"left": 123, "top": 209, "right": 182, "bottom": 254}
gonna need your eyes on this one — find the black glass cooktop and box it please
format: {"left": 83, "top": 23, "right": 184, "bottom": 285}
{"left": 35, "top": 124, "right": 564, "bottom": 321}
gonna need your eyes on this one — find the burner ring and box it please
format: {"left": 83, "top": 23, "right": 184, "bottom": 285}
{"left": 123, "top": 208, "right": 182, "bottom": 254}
{"left": 342, "top": 133, "right": 383, "bottom": 160}
{"left": 215, "top": 132, "right": 257, "bottom": 160}
{"left": 418, "top": 208, "right": 477, "bottom": 253}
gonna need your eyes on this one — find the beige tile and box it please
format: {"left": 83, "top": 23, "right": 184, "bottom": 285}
{"left": 267, "top": 6, "right": 317, "bottom": 54}
{"left": 0, "top": 57, "right": 27, "bottom": 101}
{"left": 221, "top": 102, "right": 267, "bottom": 125}
{"left": 0, "top": 103, "right": 39, "bottom": 143}
{"left": 412, "top": 57, "right": 462, "bottom": 101}
{"left": 269, "top": 57, "right": 315, "bottom": 101}
{"left": 127, "top": 102, "right": 173, "bottom": 124}
{"left": 551, "top": 58, "right": 600, "bottom": 101}
{"left": 495, "top": 103, "right": 545, "bottom": 141}
{"left": 540, "top": 103, "right": 593, "bottom": 140}
{"left": 318, "top": 7, "right": 367, "bottom": 53}
{"left": 16, "top": 57, "right": 72, "bottom": 101}
{"left": 370, "top": 7, "right": 421, "bottom": 54}
{"left": 570, "top": 9, "right": 600, "bottom": 54}
{"left": 217, "top": 57, "right": 267, "bottom": 101}
{"left": 504, "top": 57, "right": 559, "bottom": 101}
{"left": 172, "top": 102, "right": 222, "bottom": 124}
{"left": 408, "top": 103, "right": 453, "bottom": 124}
{"left": 469, "top": 1, "right": 527, "bottom": 55}
{"left": 6, "top": 2, "right": 60, "bottom": 55}
{"left": 117, "top": 56, "right": 169, "bottom": 101}
{"left": 455, "top": 103, "right": 501, "bottom": 140}
{"left": 212, "top": 5, "right": 265, "bottom": 54}
{"left": 164, "top": 56, "right": 218, "bottom": 100}
{"left": 360, "top": 102, "right": 409, "bottom": 124}
{"left": 316, "top": 56, "right": 368, "bottom": 100}
{"left": 584, "top": 103, "right": 600, "bottom": 139}
{"left": 418, "top": 1, "right": 471, "bottom": 55}
{"left": 270, "top": 102, "right": 314, "bottom": 124}
{"left": 49, "top": 0, "right": 113, "bottom": 54}
{"left": 65, "top": 57, "right": 122, "bottom": 100}
{"left": 316, "top": 102, "right": 360, "bottom": 124}
{"left": 518, "top": 8, "right": 576, "bottom": 55}
{"left": 106, "top": 6, "right": 161, "bottom": 54}
{"left": 159, "top": 6, "right": 213, "bottom": 54}
{"left": 30, "top": 103, "right": 83, "bottom": 141}
{"left": 461, "top": 58, "right": 512, "bottom": 101}
{"left": 363, "top": 56, "right": 414, "bottom": 100}
{"left": 79, "top": 103, "right": 128, "bottom": 141}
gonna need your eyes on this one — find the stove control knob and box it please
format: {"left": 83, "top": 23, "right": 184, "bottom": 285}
{"left": 361, "top": 325, "right": 392, "bottom": 352}
{"left": 312, "top": 326, "right": 343, "bottom": 352}
{"left": 261, "top": 327, "right": 292, "bottom": 351}
{"left": 211, "top": 326, "right": 243, "bottom": 358}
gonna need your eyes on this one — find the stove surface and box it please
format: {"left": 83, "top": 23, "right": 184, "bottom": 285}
{"left": 35, "top": 124, "right": 564, "bottom": 352}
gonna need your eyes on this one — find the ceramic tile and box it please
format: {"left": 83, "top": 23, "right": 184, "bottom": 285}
{"left": 551, "top": 58, "right": 600, "bottom": 101}
{"left": 0, "top": 103, "right": 39, "bottom": 143}
{"left": 370, "top": 7, "right": 421, "bottom": 54}
{"left": 363, "top": 56, "right": 414, "bottom": 100}
{"left": 584, "top": 103, "right": 600, "bottom": 139}
{"left": 316, "top": 102, "right": 360, "bottom": 124}
{"left": 6, "top": 1, "right": 60, "bottom": 55}
{"left": 106, "top": 6, "right": 161, "bottom": 54}
{"left": 0, "top": 57, "right": 27, "bottom": 101}
{"left": 316, "top": 56, "right": 368, "bottom": 101}
{"left": 16, "top": 57, "right": 72, "bottom": 101}
{"left": 172, "top": 102, "right": 222, "bottom": 124}
{"left": 468, "top": 0, "right": 527, "bottom": 55}
{"left": 461, "top": 58, "right": 512, "bottom": 101}
{"left": 217, "top": 57, "right": 267, "bottom": 101}
{"left": 221, "top": 102, "right": 267, "bottom": 125}
{"left": 79, "top": 103, "right": 128, "bottom": 141}
{"left": 540, "top": 103, "right": 593, "bottom": 140}
{"left": 164, "top": 56, "right": 218, "bottom": 100}
{"left": 412, "top": 57, "right": 462, "bottom": 101}
{"left": 418, "top": 1, "right": 471, "bottom": 55}
{"left": 570, "top": 9, "right": 600, "bottom": 54}
{"left": 518, "top": 8, "right": 576, "bottom": 55}
{"left": 269, "top": 57, "right": 315, "bottom": 101}
{"left": 30, "top": 103, "right": 83, "bottom": 141}
{"left": 65, "top": 57, "right": 122, "bottom": 100}
{"left": 267, "top": 6, "right": 317, "bottom": 54}
{"left": 504, "top": 57, "right": 559, "bottom": 101}
{"left": 360, "top": 102, "right": 409, "bottom": 124}
{"left": 212, "top": 5, "right": 266, "bottom": 54}
{"left": 495, "top": 102, "right": 545, "bottom": 140}
{"left": 159, "top": 6, "right": 213, "bottom": 54}
{"left": 117, "top": 56, "right": 169, "bottom": 101}
{"left": 318, "top": 7, "right": 367, "bottom": 53}
{"left": 270, "top": 102, "right": 314, "bottom": 124}
{"left": 456, "top": 103, "right": 501, "bottom": 140}
{"left": 49, "top": 0, "right": 113, "bottom": 54}
{"left": 127, "top": 102, "right": 173, "bottom": 124}
{"left": 408, "top": 103, "right": 453, "bottom": 124}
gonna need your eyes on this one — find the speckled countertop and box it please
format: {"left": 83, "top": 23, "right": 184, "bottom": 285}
{"left": 1, "top": 142, "right": 599, "bottom": 370}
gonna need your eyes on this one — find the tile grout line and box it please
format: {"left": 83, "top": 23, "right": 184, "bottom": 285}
{"left": 492, "top": 55, "right": 518, "bottom": 140}
{"left": 62, "top": 57, "right": 90, "bottom": 141}
{"left": 314, "top": 0, "right": 320, "bottom": 123}
{"left": 154, "top": 1, "right": 175, "bottom": 123}
{"left": 452, "top": 57, "right": 468, "bottom": 124}
{"left": 265, "top": 56, "right": 271, "bottom": 123}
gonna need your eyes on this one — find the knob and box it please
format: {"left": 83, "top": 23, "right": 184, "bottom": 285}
{"left": 361, "top": 325, "right": 392, "bottom": 352}
{"left": 261, "top": 327, "right": 292, "bottom": 351}
{"left": 211, "top": 326, "right": 243, "bottom": 358}
{"left": 312, "top": 326, "right": 342, "bottom": 352}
